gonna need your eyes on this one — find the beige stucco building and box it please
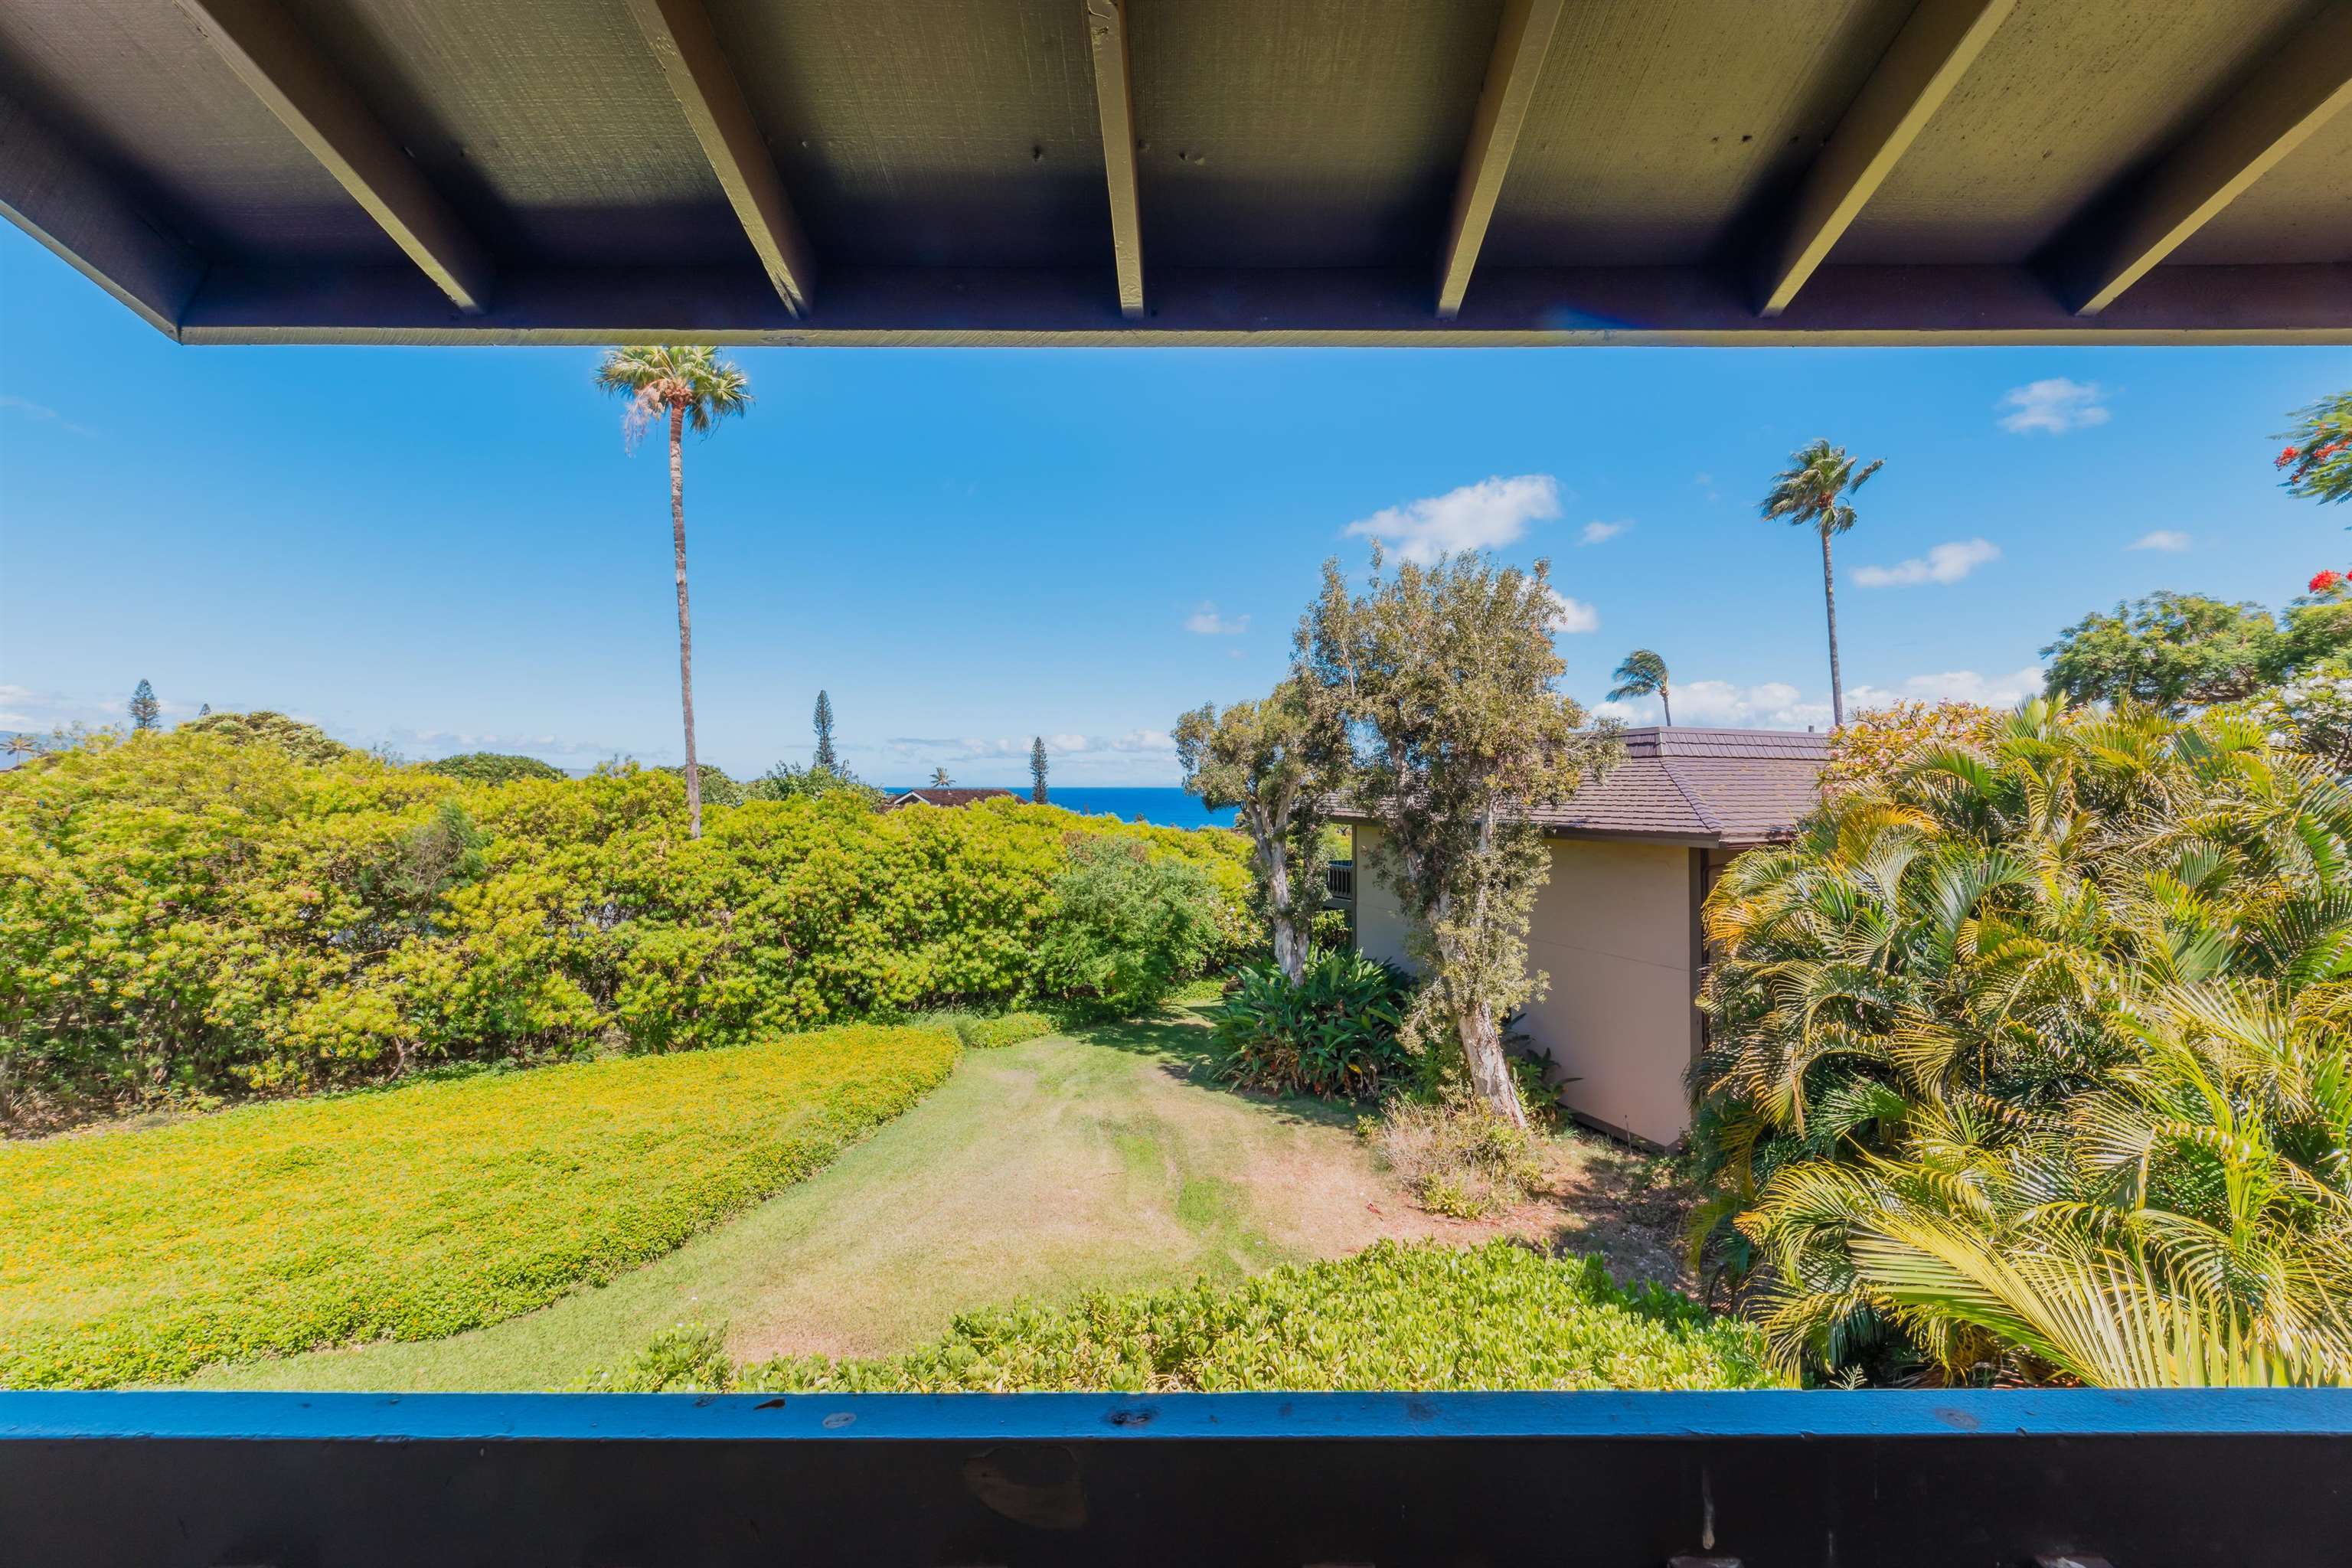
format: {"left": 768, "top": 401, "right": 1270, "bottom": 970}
{"left": 1344, "top": 727, "right": 1827, "bottom": 1148}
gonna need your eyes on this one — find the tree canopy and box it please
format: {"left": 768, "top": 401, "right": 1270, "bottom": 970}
{"left": 1300, "top": 550, "right": 1619, "bottom": 1124}
{"left": 2277, "top": 389, "right": 2351, "bottom": 507}
{"left": 2041, "top": 589, "right": 2352, "bottom": 714}
{"left": 426, "top": 753, "right": 567, "bottom": 786}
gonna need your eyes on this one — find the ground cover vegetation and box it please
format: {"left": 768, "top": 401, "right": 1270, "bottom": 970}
{"left": 585, "top": 1240, "right": 1784, "bottom": 1394}
{"left": 0, "top": 1021, "right": 960, "bottom": 1387}
{"left": 1691, "top": 700, "right": 2352, "bottom": 1387}
{"left": 0, "top": 726, "right": 1248, "bottom": 1129}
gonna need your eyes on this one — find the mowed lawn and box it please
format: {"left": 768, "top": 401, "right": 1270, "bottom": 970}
{"left": 195, "top": 1011, "right": 1488, "bottom": 1392}
{"left": 1, "top": 1023, "right": 959, "bottom": 1388}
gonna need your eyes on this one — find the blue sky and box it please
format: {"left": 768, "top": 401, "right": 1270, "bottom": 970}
{"left": 2, "top": 223, "right": 2346, "bottom": 785}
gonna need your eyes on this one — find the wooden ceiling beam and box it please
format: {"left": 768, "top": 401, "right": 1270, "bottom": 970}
{"left": 1435, "top": 0, "right": 1566, "bottom": 320}
{"left": 1083, "top": 0, "right": 1145, "bottom": 319}
{"left": 623, "top": 0, "right": 815, "bottom": 317}
{"left": 2056, "top": 3, "right": 2352, "bottom": 316}
{"left": 174, "top": 0, "right": 493, "bottom": 314}
{"left": 0, "top": 89, "right": 206, "bottom": 338}
{"left": 1756, "top": 0, "right": 2016, "bottom": 317}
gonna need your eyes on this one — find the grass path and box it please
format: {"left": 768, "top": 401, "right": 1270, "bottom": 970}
{"left": 191, "top": 1012, "right": 1468, "bottom": 1391}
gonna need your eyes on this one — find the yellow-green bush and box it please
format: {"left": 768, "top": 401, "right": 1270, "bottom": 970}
{"left": 923, "top": 1011, "right": 1056, "bottom": 1049}
{"left": 0, "top": 730, "right": 1251, "bottom": 1124}
{"left": 586, "top": 1240, "right": 1783, "bottom": 1393}
{"left": 0, "top": 1021, "right": 959, "bottom": 1388}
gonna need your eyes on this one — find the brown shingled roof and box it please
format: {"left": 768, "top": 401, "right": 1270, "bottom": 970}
{"left": 1333, "top": 727, "right": 1828, "bottom": 846}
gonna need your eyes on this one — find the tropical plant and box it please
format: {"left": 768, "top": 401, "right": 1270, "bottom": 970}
{"left": 1037, "top": 835, "right": 1221, "bottom": 1021}
{"left": 1299, "top": 550, "right": 1620, "bottom": 1125}
{"left": 1759, "top": 439, "right": 1883, "bottom": 727}
{"left": 812, "top": 690, "right": 838, "bottom": 772}
{"left": 1031, "top": 736, "right": 1050, "bottom": 804}
{"left": 2, "top": 733, "right": 41, "bottom": 766}
{"left": 929, "top": 767, "right": 954, "bottom": 788}
{"left": 1693, "top": 697, "right": 2352, "bottom": 1385}
{"left": 2278, "top": 389, "right": 2352, "bottom": 508}
{"left": 126, "top": 679, "right": 159, "bottom": 732}
{"left": 1606, "top": 648, "right": 1674, "bottom": 725}
{"left": 593, "top": 345, "right": 753, "bottom": 840}
{"left": 1214, "top": 949, "right": 1413, "bottom": 1098}
{"left": 2242, "top": 658, "right": 2352, "bottom": 773}
{"left": 1174, "top": 678, "right": 1346, "bottom": 981}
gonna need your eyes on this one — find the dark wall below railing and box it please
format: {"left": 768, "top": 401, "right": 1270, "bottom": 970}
{"left": 2, "top": 1389, "right": 2347, "bottom": 1566}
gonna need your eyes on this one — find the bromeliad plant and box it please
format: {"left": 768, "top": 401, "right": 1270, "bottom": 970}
{"left": 1692, "top": 697, "right": 2352, "bottom": 1386}
{"left": 1213, "top": 949, "right": 1414, "bottom": 1099}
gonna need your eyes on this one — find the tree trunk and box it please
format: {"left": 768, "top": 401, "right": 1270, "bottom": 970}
{"left": 1819, "top": 527, "right": 1844, "bottom": 729}
{"left": 670, "top": 403, "right": 701, "bottom": 840}
{"left": 1661, "top": 682, "right": 1673, "bottom": 727}
{"left": 1456, "top": 989, "right": 1526, "bottom": 1129}
{"left": 1253, "top": 804, "right": 1308, "bottom": 984}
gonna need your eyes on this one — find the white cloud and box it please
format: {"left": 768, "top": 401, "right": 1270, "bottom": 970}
{"left": 1998, "top": 377, "right": 2110, "bottom": 435}
{"left": 1848, "top": 666, "right": 2047, "bottom": 709}
{"left": 0, "top": 393, "right": 94, "bottom": 436}
{"left": 1579, "top": 519, "right": 1629, "bottom": 545}
{"left": 1546, "top": 590, "right": 1599, "bottom": 634}
{"left": 1852, "top": 537, "right": 2000, "bottom": 588}
{"left": 2128, "top": 530, "right": 2190, "bottom": 552}
{"left": 1183, "top": 602, "right": 1250, "bottom": 635}
{"left": 1344, "top": 474, "right": 1562, "bottom": 565}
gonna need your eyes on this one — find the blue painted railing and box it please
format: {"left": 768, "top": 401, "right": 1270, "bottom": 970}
{"left": 3, "top": 1388, "right": 2347, "bottom": 1564}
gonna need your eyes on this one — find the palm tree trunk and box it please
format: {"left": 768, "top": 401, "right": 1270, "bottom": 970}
{"left": 1819, "top": 528, "right": 1844, "bottom": 729}
{"left": 1661, "top": 683, "right": 1673, "bottom": 727}
{"left": 670, "top": 403, "right": 701, "bottom": 840}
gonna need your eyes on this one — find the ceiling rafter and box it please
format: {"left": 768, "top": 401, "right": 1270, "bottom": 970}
{"left": 1756, "top": 0, "right": 2017, "bottom": 317}
{"left": 2053, "top": 2, "right": 2352, "bottom": 316}
{"left": 1435, "top": 0, "right": 1566, "bottom": 320}
{"left": 623, "top": 0, "right": 815, "bottom": 317}
{"left": 1084, "top": 0, "right": 1145, "bottom": 319}
{"left": 0, "top": 88, "right": 206, "bottom": 338}
{"left": 174, "top": 0, "right": 494, "bottom": 314}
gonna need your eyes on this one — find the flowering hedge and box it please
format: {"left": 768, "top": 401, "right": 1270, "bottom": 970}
{"left": 0, "top": 730, "right": 1250, "bottom": 1126}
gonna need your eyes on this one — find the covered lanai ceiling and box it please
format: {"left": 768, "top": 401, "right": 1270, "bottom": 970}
{"left": 2, "top": 0, "right": 2347, "bottom": 345}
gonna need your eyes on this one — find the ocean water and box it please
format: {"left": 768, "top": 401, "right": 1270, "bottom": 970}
{"left": 885, "top": 786, "right": 1236, "bottom": 830}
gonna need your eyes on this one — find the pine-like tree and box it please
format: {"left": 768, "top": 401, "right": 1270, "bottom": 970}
{"left": 813, "top": 690, "right": 838, "bottom": 772}
{"left": 128, "top": 679, "right": 161, "bottom": 731}
{"left": 1030, "top": 736, "right": 1049, "bottom": 803}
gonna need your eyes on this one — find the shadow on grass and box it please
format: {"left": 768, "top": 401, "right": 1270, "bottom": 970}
{"left": 1069, "top": 1004, "right": 1367, "bottom": 1132}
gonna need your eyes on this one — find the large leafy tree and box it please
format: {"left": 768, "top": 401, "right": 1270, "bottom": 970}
{"left": 2039, "top": 589, "right": 2352, "bottom": 714}
{"left": 595, "top": 345, "right": 753, "bottom": 840}
{"left": 1606, "top": 648, "right": 1673, "bottom": 726}
{"left": 2277, "top": 390, "right": 2352, "bottom": 508}
{"left": 1760, "top": 440, "right": 1883, "bottom": 728}
{"left": 1694, "top": 699, "right": 2352, "bottom": 1385}
{"left": 1300, "top": 550, "right": 1620, "bottom": 1125}
{"left": 1174, "top": 678, "right": 1345, "bottom": 982}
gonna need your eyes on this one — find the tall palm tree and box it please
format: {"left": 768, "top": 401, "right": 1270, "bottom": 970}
{"left": 929, "top": 767, "right": 954, "bottom": 788}
{"left": 595, "top": 345, "right": 753, "bottom": 839}
{"left": 1607, "top": 648, "right": 1673, "bottom": 726}
{"left": 1760, "top": 439, "right": 1882, "bottom": 728}
{"left": 2, "top": 732, "right": 40, "bottom": 766}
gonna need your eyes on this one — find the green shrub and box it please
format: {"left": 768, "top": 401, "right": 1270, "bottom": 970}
{"left": 0, "top": 731, "right": 1251, "bottom": 1125}
{"left": 584, "top": 1240, "right": 1783, "bottom": 1393}
{"left": 424, "top": 752, "right": 568, "bottom": 785}
{"left": 1214, "top": 950, "right": 1413, "bottom": 1098}
{"left": 175, "top": 709, "right": 356, "bottom": 763}
{"left": 1363, "top": 1098, "right": 1544, "bottom": 1219}
{"left": 923, "top": 1010, "right": 1055, "bottom": 1050}
{"left": 0, "top": 1021, "right": 959, "bottom": 1388}
{"left": 1037, "top": 836, "right": 1221, "bottom": 1021}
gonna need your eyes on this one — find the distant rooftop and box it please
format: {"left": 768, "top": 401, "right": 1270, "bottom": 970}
{"left": 882, "top": 787, "right": 1020, "bottom": 812}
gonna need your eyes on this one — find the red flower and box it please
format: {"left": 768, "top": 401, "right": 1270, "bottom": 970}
{"left": 2278, "top": 446, "right": 2303, "bottom": 469}
{"left": 2311, "top": 570, "right": 2346, "bottom": 593}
